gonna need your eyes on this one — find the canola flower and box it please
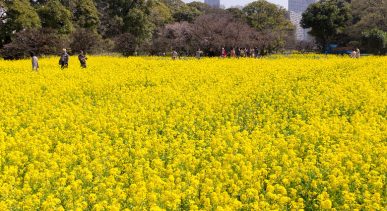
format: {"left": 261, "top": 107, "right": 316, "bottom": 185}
{"left": 0, "top": 55, "right": 386, "bottom": 210}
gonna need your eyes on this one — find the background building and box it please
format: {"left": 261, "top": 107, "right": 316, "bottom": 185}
{"left": 205, "top": 0, "right": 221, "bottom": 8}
{"left": 289, "top": 0, "right": 318, "bottom": 41}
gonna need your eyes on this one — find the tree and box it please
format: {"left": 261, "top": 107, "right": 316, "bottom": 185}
{"left": 149, "top": 1, "right": 173, "bottom": 28}
{"left": 38, "top": 0, "right": 73, "bottom": 34}
{"left": 114, "top": 33, "right": 137, "bottom": 56}
{"left": 172, "top": 4, "right": 201, "bottom": 22}
{"left": 152, "top": 21, "right": 193, "bottom": 53}
{"left": 226, "top": 7, "right": 245, "bottom": 20}
{"left": 160, "top": 0, "right": 186, "bottom": 13}
{"left": 242, "top": 0, "right": 293, "bottom": 52}
{"left": 190, "top": 12, "right": 257, "bottom": 50}
{"left": 362, "top": 29, "right": 387, "bottom": 55}
{"left": 187, "top": 1, "right": 211, "bottom": 14}
{"left": 301, "top": 0, "right": 352, "bottom": 49}
{"left": 243, "top": 0, "right": 292, "bottom": 31}
{"left": 94, "top": 0, "right": 155, "bottom": 42}
{"left": 350, "top": 0, "right": 387, "bottom": 33}
{"left": 70, "top": 28, "right": 104, "bottom": 54}
{"left": 0, "top": 29, "right": 66, "bottom": 59}
{"left": 73, "top": 0, "right": 100, "bottom": 30}
{"left": 0, "top": 0, "right": 41, "bottom": 47}
{"left": 123, "top": 8, "right": 154, "bottom": 42}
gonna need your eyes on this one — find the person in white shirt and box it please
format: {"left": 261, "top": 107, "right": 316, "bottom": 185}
{"left": 350, "top": 50, "right": 356, "bottom": 58}
{"left": 31, "top": 52, "right": 39, "bottom": 71}
{"left": 356, "top": 48, "right": 361, "bottom": 58}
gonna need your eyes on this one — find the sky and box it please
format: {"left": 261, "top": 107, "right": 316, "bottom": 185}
{"left": 183, "top": 0, "right": 288, "bottom": 9}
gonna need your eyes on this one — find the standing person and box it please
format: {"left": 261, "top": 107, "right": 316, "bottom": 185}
{"left": 240, "top": 48, "right": 246, "bottom": 57}
{"left": 172, "top": 50, "right": 178, "bottom": 60}
{"left": 246, "top": 48, "right": 250, "bottom": 57}
{"left": 230, "top": 48, "right": 236, "bottom": 58}
{"left": 356, "top": 48, "right": 361, "bottom": 58}
{"left": 208, "top": 48, "right": 216, "bottom": 57}
{"left": 78, "top": 50, "right": 87, "bottom": 68}
{"left": 350, "top": 49, "right": 356, "bottom": 58}
{"left": 196, "top": 48, "right": 203, "bottom": 59}
{"left": 250, "top": 48, "right": 255, "bottom": 57}
{"left": 254, "top": 47, "right": 259, "bottom": 58}
{"left": 221, "top": 47, "right": 227, "bottom": 58}
{"left": 236, "top": 48, "right": 241, "bottom": 58}
{"left": 31, "top": 52, "right": 39, "bottom": 72}
{"left": 59, "top": 48, "right": 69, "bottom": 69}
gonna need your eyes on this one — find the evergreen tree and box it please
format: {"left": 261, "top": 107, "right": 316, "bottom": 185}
{"left": 301, "top": 0, "right": 352, "bottom": 49}
{"left": 0, "top": 0, "right": 41, "bottom": 47}
{"left": 74, "top": 0, "right": 100, "bottom": 30}
{"left": 38, "top": 0, "right": 73, "bottom": 34}
{"left": 243, "top": 0, "right": 292, "bottom": 31}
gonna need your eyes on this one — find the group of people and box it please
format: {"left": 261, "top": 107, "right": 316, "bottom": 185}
{"left": 350, "top": 48, "right": 361, "bottom": 58}
{"left": 31, "top": 49, "right": 88, "bottom": 71}
{"left": 223, "top": 47, "right": 260, "bottom": 58}
{"left": 172, "top": 47, "right": 263, "bottom": 60}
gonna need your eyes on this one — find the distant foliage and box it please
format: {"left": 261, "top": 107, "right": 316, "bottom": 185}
{"left": 0, "top": 29, "right": 66, "bottom": 59}
{"left": 302, "top": 0, "right": 387, "bottom": 53}
{"left": 114, "top": 33, "right": 137, "bottom": 56}
{"left": 362, "top": 29, "right": 387, "bottom": 55}
{"left": 70, "top": 29, "right": 104, "bottom": 54}
{"left": 1, "top": 0, "right": 387, "bottom": 57}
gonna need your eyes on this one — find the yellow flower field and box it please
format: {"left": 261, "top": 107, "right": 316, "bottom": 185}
{"left": 0, "top": 56, "right": 386, "bottom": 210}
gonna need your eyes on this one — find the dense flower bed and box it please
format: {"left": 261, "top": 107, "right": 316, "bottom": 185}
{"left": 0, "top": 56, "right": 386, "bottom": 210}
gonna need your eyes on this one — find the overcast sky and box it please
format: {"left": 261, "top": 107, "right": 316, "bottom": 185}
{"left": 183, "top": 0, "right": 288, "bottom": 9}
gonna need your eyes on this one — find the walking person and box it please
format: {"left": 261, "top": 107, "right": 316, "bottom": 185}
{"left": 59, "top": 48, "right": 69, "bottom": 69}
{"left": 31, "top": 52, "right": 39, "bottom": 72}
{"left": 78, "top": 50, "right": 87, "bottom": 68}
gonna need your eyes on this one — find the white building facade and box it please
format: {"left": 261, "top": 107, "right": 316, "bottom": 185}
{"left": 205, "top": 0, "right": 220, "bottom": 8}
{"left": 289, "top": 0, "right": 319, "bottom": 41}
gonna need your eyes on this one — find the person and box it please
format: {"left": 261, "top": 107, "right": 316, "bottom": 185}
{"left": 78, "top": 50, "right": 87, "bottom": 68}
{"left": 236, "top": 48, "right": 241, "bottom": 58}
{"left": 246, "top": 48, "right": 250, "bottom": 57}
{"left": 31, "top": 52, "right": 39, "bottom": 72}
{"left": 172, "top": 50, "right": 178, "bottom": 60}
{"left": 240, "top": 48, "right": 246, "bottom": 57}
{"left": 196, "top": 48, "right": 203, "bottom": 59}
{"left": 356, "top": 48, "right": 361, "bottom": 58}
{"left": 221, "top": 47, "right": 227, "bottom": 58}
{"left": 254, "top": 47, "right": 259, "bottom": 58}
{"left": 230, "top": 48, "right": 236, "bottom": 58}
{"left": 250, "top": 48, "right": 255, "bottom": 57}
{"left": 350, "top": 49, "right": 356, "bottom": 58}
{"left": 208, "top": 48, "right": 216, "bottom": 57}
{"left": 59, "top": 48, "right": 69, "bottom": 69}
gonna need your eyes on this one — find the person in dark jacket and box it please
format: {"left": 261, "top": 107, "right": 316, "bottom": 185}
{"left": 59, "top": 48, "right": 69, "bottom": 69}
{"left": 78, "top": 50, "right": 87, "bottom": 68}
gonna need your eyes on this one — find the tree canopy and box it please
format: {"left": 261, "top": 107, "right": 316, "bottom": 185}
{"left": 1, "top": 0, "right": 386, "bottom": 58}
{"left": 302, "top": 0, "right": 386, "bottom": 52}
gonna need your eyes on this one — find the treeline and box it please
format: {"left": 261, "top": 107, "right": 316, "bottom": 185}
{"left": 0, "top": 0, "right": 294, "bottom": 59}
{"left": 0, "top": 0, "right": 386, "bottom": 59}
{"left": 302, "top": 0, "right": 387, "bottom": 54}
